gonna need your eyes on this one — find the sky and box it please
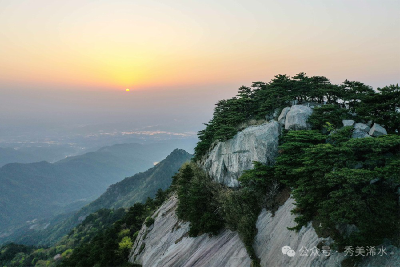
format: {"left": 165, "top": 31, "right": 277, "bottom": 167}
{"left": 0, "top": 0, "right": 399, "bottom": 142}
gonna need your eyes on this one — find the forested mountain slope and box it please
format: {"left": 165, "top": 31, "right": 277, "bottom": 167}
{"left": 0, "top": 142, "right": 187, "bottom": 233}
{"left": 0, "top": 149, "right": 191, "bottom": 247}
{"left": 0, "top": 149, "right": 190, "bottom": 266}
{"left": 82, "top": 148, "right": 192, "bottom": 212}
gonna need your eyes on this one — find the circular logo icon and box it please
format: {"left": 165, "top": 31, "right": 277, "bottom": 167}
{"left": 282, "top": 246, "right": 291, "bottom": 255}
{"left": 287, "top": 249, "right": 296, "bottom": 257}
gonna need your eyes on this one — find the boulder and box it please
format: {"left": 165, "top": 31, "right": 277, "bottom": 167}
{"left": 201, "top": 121, "right": 280, "bottom": 187}
{"left": 351, "top": 130, "right": 371, "bottom": 138}
{"left": 342, "top": 120, "right": 355, "bottom": 127}
{"left": 285, "top": 105, "right": 313, "bottom": 130}
{"left": 53, "top": 254, "right": 62, "bottom": 261}
{"left": 370, "top": 178, "right": 380, "bottom": 184}
{"left": 352, "top": 123, "right": 371, "bottom": 139}
{"left": 352, "top": 130, "right": 371, "bottom": 139}
{"left": 354, "top": 123, "right": 370, "bottom": 132}
{"left": 278, "top": 107, "right": 291, "bottom": 125}
{"left": 369, "top": 123, "right": 387, "bottom": 137}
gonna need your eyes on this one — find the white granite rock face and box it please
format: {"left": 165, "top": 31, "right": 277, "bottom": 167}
{"left": 352, "top": 131, "right": 371, "bottom": 139}
{"left": 342, "top": 120, "right": 355, "bottom": 127}
{"left": 278, "top": 107, "right": 291, "bottom": 125}
{"left": 285, "top": 105, "right": 313, "bottom": 130}
{"left": 354, "top": 123, "right": 370, "bottom": 132}
{"left": 254, "top": 198, "right": 346, "bottom": 267}
{"left": 352, "top": 123, "right": 371, "bottom": 139}
{"left": 201, "top": 121, "right": 280, "bottom": 187}
{"left": 129, "top": 195, "right": 251, "bottom": 267}
{"left": 369, "top": 123, "right": 387, "bottom": 137}
{"left": 129, "top": 195, "right": 399, "bottom": 267}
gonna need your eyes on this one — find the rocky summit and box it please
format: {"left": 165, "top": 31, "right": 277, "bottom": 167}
{"left": 129, "top": 104, "right": 398, "bottom": 267}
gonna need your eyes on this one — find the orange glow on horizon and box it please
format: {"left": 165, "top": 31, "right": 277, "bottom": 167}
{"left": 0, "top": 1, "right": 398, "bottom": 91}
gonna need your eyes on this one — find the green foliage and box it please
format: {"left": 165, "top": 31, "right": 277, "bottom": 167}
{"left": 3, "top": 149, "right": 192, "bottom": 248}
{"left": 60, "top": 189, "right": 170, "bottom": 267}
{"left": 276, "top": 131, "right": 400, "bottom": 247}
{"left": 118, "top": 229, "right": 130, "bottom": 238}
{"left": 238, "top": 162, "right": 275, "bottom": 191}
{"left": 0, "top": 243, "right": 37, "bottom": 267}
{"left": 193, "top": 74, "right": 400, "bottom": 161}
{"left": 174, "top": 163, "right": 225, "bottom": 237}
{"left": 61, "top": 249, "right": 73, "bottom": 258}
{"left": 318, "top": 168, "right": 398, "bottom": 246}
{"left": 275, "top": 130, "right": 326, "bottom": 185}
{"left": 174, "top": 160, "right": 283, "bottom": 266}
{"left": 144, "top": 217, "right": 154, "bottom": 227}
{"left": 83, "top": 149, "right": 192, "bottom": 214}
{"left": 118, "top": 237, "right": 133, "bottom": 251}
{"left": 218, "top": 187, "right": 261, "bottom": 265}
{"left": 1, "top": 187, "right": 171, "bottom": 267}
{"left": 326, "top": 126, "right": 354, "bottom": 145}
{"left": 0, "top": 143, "right": 167, "bottom": 232}
{"left": 308, "top": 104, "right": 351, "bottom": 131}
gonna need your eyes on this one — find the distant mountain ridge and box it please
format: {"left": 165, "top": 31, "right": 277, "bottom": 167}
{"left": 0, "top": 147, "right": 38, "bottom": 167}
{"left": 0, "top": 142, "right": 191, "bottom": 232}
{"left": 0, "top": 145, "right": 81, "bottom": 167}
{"left": 82, "top": 148, "right": 192, "bottom": 212}
{"left": 0, "top": 148, "right": 192, "bottom": 246}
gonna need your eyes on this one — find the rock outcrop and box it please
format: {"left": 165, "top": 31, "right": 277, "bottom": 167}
{"left": 285, "top": 105, "right": 313, "bottom": 130}
{"left": 352, "top": 123, "right": 371, "bottom": 139}
{"left": 202, "top": 121, "right": 280, "bottom": 187}
{"left": 342, "top": 120, "right": 355, "bottom": 127}
{"left": 255, "top": 198, "right": 346, "bottom": 267}
{"left": 278, "top": 107, "right": 291, "bottom": 125}
{"left": 354, "top": 123, "right": 370, "bottom": 132}
{"left": 129, "top": 195, "right": 251, "bottom": 267}
{"left": 369, "top": 123, "right": 387, "bottom": 137}
{"left": 129, "top": 104, "right": 397, "bottom": 267}
{"left": 349, "top": 122, "right": 388, "bottom": 138}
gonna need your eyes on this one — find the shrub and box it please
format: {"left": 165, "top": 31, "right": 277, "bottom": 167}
{"left": 118, "top": 236, "right": 133, "bottom": 251}
{"left": 144, "top": 217, "right": 154, "bottom": 227}
{"left": 308, "top": 104, "right": 351, "bottom": 131}
{"left": 277, "top": 131, "right": 400, "bottom": 248}
{"left": 174, "top": 163, "right": 225, "bottom": 237}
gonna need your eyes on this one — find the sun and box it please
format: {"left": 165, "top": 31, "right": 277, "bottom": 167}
{"left": 126, "top": 88, "right": 130, "bottom": 92}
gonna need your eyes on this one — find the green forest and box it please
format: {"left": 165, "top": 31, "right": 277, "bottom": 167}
{"left": 194, "top": 73, "right": 400, "bottom": 161}
{"left": 0, "top": 189, "right": 170, "bottom": 267}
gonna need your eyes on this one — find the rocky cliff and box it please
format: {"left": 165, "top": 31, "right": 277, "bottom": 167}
{"left": 129, "top": 105, "right": 398, "bottom": 267}
{"left": 129, "top": 195, "right": 251, "bottom": 267}
{"left": 201, "top": 105, "right": 315, "bottom": 187}
{"left": 202, "top": 121, "right": 280, "bottom": 187}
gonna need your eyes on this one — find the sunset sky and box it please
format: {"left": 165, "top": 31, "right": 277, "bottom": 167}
{"left": 0, "top": 0, "right": 399, "bottom": 140}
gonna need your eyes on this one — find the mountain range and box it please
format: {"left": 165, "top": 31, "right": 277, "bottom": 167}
{"left": 0, "top": 148, "right": 192, "bottom": 246}
{"left": 0, "top": 142, "right": 192, "bottom": 233}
